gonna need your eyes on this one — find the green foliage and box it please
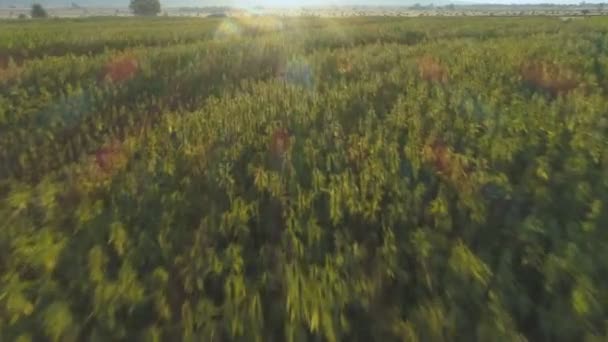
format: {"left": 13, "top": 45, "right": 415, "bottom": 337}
{"left": 1, "top": 15, "right": 608, "bottom": 341}
{"left": 30, "top": 4, "right": 48, "bottom": 19}
{"left": 129, "top": 0, "right": 161, "bottom": 17}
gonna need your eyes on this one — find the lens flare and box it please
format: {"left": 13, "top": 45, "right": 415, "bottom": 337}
{"left": 253, "top": 16, "right": 284, "bottom": 32}
{"left": 214, "top": 20, "right": 242, "bottom": 40}
{"left": 283, "top": 57, "right": 315, "bottom": 90}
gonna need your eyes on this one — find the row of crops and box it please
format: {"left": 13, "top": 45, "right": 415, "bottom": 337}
{"left": 1, "top": 16, "right": 608, "bottom": 341}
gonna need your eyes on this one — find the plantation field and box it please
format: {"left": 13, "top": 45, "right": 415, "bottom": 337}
{"left": 1, "top": 16, "right": 608, "bottom": 341}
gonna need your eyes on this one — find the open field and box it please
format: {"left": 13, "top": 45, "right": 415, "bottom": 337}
{"left": 1, "top": 4, "right": 608, "bottom": 18}
{"left": 1, "top": 16, "right": 608, "bottom": 341}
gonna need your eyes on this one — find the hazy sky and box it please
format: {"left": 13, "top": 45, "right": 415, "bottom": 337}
{"left": 0, "top": 0, "right": 604, "bottom": 7}
{"left": 164, "top": 0, "right": 602, "bottom": 4}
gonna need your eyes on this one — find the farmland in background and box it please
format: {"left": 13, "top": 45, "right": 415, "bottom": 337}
{"left": 1, "top": 15, "right": 608, "bottom": 341}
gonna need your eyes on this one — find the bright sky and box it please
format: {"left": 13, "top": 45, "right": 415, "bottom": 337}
{"left": 0, "top": 0, "right": 604, "bottom": 8}
{"left": 178, "top": 0, "right": 606, "bottom": 5}
{"left": 182, "top": 0, "right": 605, "bottom": 6}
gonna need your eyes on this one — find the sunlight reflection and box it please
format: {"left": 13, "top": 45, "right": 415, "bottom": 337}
{"left": 214, "top": 20, "right": 242, "bottom": 40}
{"left": 255, "top": 16, "right": 284, "bottom": 31}
{"left": 283, "top": 57, "right": 314, "bottom": 90}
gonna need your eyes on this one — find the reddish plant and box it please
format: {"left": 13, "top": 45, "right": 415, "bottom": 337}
{"left": 520, "top": 60, "right": 579, "bottom": 96}
{"left": 270, "top": 128, "right": 290, "bottom": 158}
{"left": 430, "top": 141, "right": 451, "bottom": 174}
{"left": 424, "top": 140, "right": 471, "bottom": 176}
{"left": 0, "top": 54, "right": 8, "bottom": 69}
{"left": 417, "top": 55, "right": 448, "bottom": 83}
{"left": 274, "top": 59, "right": 287, "bottom": 80}
{"left": 337, "top": 56, "right": 353, "bottom": 74}
{"left": 101, "top": 54, "right": 139, "bottom": 84}
{"left": 346, "top": 138, "right": 370, "bottom": 169}
{"left": 94, "top": 140, "right": 124, "bottom": 172}
{"left": 0, "top": 53, "right": 22, "bottom": 81}
{"left": 423, "top": 139, "right": 481, "bottom": 195}
{"left": 0, "top": 66, "right": 21, "bottom": 82}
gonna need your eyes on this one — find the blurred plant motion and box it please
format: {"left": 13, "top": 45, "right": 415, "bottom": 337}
{"left": 1, "top": 3, "right": 608, "bottom": 341}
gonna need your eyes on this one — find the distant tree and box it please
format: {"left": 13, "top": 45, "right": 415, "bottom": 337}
{"left": 129, "top": 0, "right": 161, "bottom": 16}
{"left": 31, "top": 3, "right": 48, "bottom": 18}
{"left": 18, "top": 13, "right": 27, "bottom": 19}
{"left": 582, "top": 9, "right": 590, "bottom": 15}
